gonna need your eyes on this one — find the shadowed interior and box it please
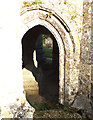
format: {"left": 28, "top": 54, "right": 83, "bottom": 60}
{"left": 22, "top": 25, "right": 59, "bottom": 102}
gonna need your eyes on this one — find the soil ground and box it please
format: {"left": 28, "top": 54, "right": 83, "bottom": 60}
{"left": 26, "top": 93, "right": 92, "bottom": 119}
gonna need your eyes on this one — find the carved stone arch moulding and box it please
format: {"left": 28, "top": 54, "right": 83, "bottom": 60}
{"left": 20, "top": 7, "right": 80, "bottom": 105}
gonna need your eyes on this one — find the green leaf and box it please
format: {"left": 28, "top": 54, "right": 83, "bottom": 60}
{"left": 63, "top": 106, "right": 68, "bottom": 111}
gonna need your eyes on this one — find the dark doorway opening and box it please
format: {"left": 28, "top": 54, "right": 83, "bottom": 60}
{"left": 22, "top": 25, "right": 59, "bottom": 103}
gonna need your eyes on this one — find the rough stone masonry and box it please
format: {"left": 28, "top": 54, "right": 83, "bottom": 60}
{"left": 20, "top": 0, "right": 93, "bottom": 113}
{"left": 0, "top": 0, "right": 93, "bottom": 118}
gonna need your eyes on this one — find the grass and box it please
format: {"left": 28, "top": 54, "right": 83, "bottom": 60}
{"left": 43, "top": 46, "right": 53, "bottom": 58}
{"left": 39, "top": 103, "right": 51, "bottom": 110}
{"left": 32, "top": 103, "right": 51, "bottom": 111}
{"left": 42, "top": 34, "right": 53, "bottom": 58}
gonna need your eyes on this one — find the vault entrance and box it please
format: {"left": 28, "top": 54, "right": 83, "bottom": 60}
{"left": 22, "top": 25, "right": 59, "bottom": 102}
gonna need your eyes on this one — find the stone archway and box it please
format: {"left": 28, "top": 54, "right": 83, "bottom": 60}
{"left": 22, "top": 25, "right": 59, "bottom": 102}
{"left": 20, "top": 6, "right": 80, "bottom": 105}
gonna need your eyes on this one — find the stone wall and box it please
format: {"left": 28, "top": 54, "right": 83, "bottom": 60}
{"left": 91, "top": 1, "right": 93, "bottom": 101}
{"left": 20, "top": 0, "right": 93, "bottom": 113}
{"left": 77, "top": 0, "right": 92, "bottom": 100}
{"left": 72, "top": 0, "right": 92, "bottom": 112}
{"left": 0, "top": 0, "right": 92, "bottom": 118}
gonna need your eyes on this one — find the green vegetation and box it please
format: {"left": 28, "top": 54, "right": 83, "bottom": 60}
{"left": 23, "top": 0, "right": 42, "bottom": 7}
{"left": 42, "top": 34, "right": 51, "bottom": 44}
{"left": 42, "top": 34, "right": 53, "bottom": 58}
{"left": 71, "top": 15, "right": 76, "bottom": 20}
{"left": 37, "top": 111, "right": 45, "bottom": 117}
{"left": 32, "top": 103, "right": 51, "bottom": 111}
{"left": 43, "top": 47, "right": 52, "bottom": 58}
{"left": 39, "top": 103, "right": 51, "bottom": 110}
{"left": 63, "top": 106, "right": 68, "bottom": 111}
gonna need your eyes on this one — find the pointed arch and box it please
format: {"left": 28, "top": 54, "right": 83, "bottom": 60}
{"left": 20, "top": 7, "right": 80, "bottom": 105}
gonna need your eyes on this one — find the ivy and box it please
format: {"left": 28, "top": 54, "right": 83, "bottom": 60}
{"left": 23, "top": 0, "right": 42, "bottom": 8}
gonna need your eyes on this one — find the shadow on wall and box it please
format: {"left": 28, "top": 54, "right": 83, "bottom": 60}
{"left": 22, "top": 25, "right": 59, "bottom": 103}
